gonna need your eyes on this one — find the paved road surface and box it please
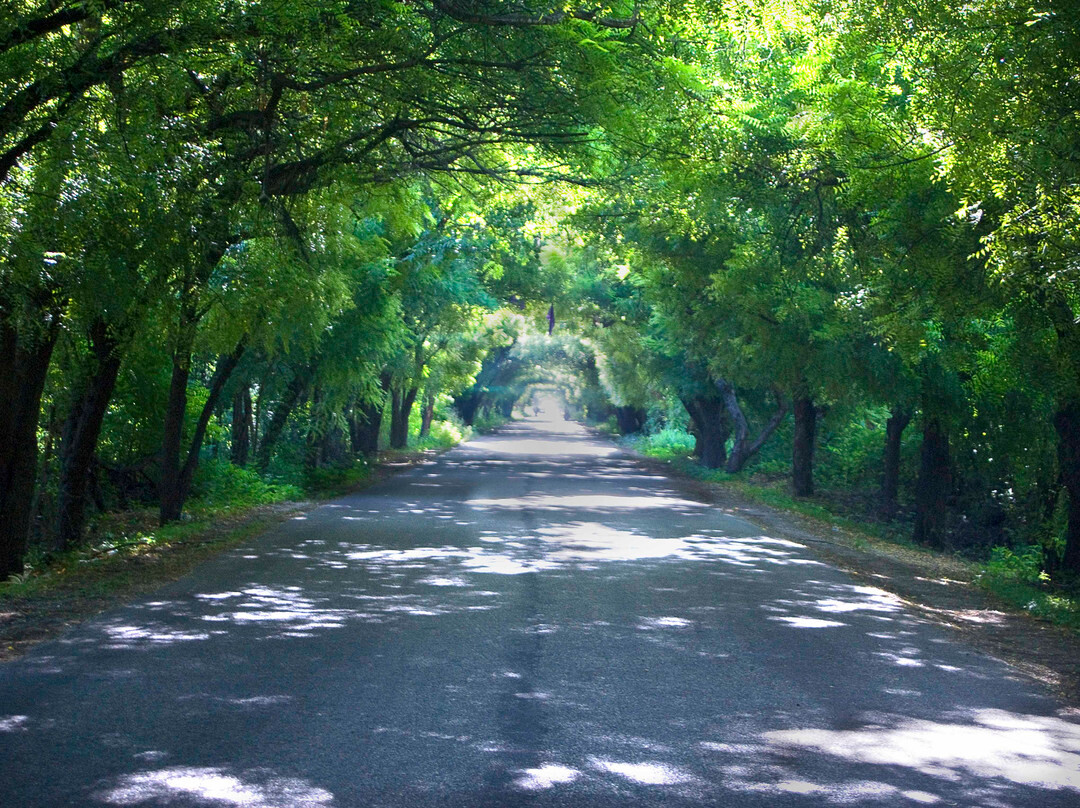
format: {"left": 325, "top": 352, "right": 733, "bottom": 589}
{"left": 3, "top": 418, "right": 1080, "bottom": 806}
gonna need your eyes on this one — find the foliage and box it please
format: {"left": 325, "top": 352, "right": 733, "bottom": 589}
{"left": 188, "top": 461, "right": 303, "bottom": 512}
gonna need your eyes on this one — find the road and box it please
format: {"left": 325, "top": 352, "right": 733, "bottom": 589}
{"left": 2, "top": 417, "right": 1080, "bottom": 807}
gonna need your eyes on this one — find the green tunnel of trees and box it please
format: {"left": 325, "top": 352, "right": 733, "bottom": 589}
{"left": 3, "top": 1, "right": 1080, "bottom": 586}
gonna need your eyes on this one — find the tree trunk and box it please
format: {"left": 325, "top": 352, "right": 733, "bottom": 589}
{"left": 1054, "top": 402, "right": 1080, "bottom": 574}
{"left": 681, "top": 395, "right": 729, "bottom": 470}
{"left": 455, "top": 343, "right": 514, "bottom": 425}
{"left": 56, "top": 319, "right": 124, "bottom": 550}
{"left": 913, "top": 415, "right": 952, "bottom": 549}
{"left": 0, "top": 318, "right": 61, "bottom": 576}
{"left": 160, "top": 340, "right": 246, "bottom": 524}
{"left": 231, "top": 384, "right": 253, "bottom": 466}
{"left": 420, "top": 394, "right": 435, "bottom": 438}
{"left": 614, "top": 406, "right": 646, "bottom": 434}
{"left": 390, "top": 386, "right": 418, "bottom": 449}
{"left": 349, "top": 374, "right": 390, "bottom": 457}
{"left": 718, "top": 380, "right": 788, "bottom": 473}
{"left": 159, "top": 342, "right": 193, "bottom": 525}
{"left": 256, "top": 364, "right": 314, "bottom": 471}
{"left": 349, "top": 400, "right": 383, "bottom": 456}
{"left": 881, "top": 406, "right": 912, "bottom": 518}
{"left": 792, "top": 395, "right": 817, "bottom": 496}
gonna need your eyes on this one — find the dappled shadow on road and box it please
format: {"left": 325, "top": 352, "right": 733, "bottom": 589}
{"left": 3, "top": 420, "right": 1080, "bottom": 806}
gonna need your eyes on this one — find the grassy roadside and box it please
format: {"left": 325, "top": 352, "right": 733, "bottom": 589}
{"left": 627, "top": 440, "right": 1080, "bottom": 633}
{"left": 0, "top": 445, "right": 445, "bottom": 662}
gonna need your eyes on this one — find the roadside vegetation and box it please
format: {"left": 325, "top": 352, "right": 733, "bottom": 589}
{"left": 627, "top": 424, "right": 1080, "bottom": 631}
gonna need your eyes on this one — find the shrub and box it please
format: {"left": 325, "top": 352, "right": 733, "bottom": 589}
{"left": 190, "top": 460, "right": 303, "bottom": 511}
{"left": 980, "top": 544, "right": 1047, "bottom": 585}
{"left": 640, "top": 427, "right": 696, "bottom": 459}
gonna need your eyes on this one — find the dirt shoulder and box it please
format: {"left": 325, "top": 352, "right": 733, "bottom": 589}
{"left": 635, "top": 453, "right": 1080, "bottom": 706}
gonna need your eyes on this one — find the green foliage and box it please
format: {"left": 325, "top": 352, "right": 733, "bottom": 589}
{"left": 189, "top": 461, "right": 303, "bottom": 512}
{"left": 635, "top": 427, "right": 697, "bottom": 459}
{"left": 472, "top": 411, "right": 512, "bottom": 434}
{"left": 977, "top": 546, "right": 1080, "bottom": 630}
{"left": 303, "top": 461, "right": 373, "bottom": 501}
{"left": 420, "top": 419, "right": 471, "bottom": 451}
{"left": 980, "top": 545, "right": 1048, "bottom": 587}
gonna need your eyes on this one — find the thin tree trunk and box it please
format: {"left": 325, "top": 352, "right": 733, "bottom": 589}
{"left": 176, "top": 341, "right": 246, "bottom": 509}
{"left": 31, "top": 404, "right": 58, "bottom": 548}
{"left": 159, "top": 338, "right": 193, "bottom": 525}
{"left": 256, "top": 364, "right": 315, "bottom": 471}
{"left": 718, "top": 381, "right": 788, "bottom": 473}
{"left": 420, "top": 394, "right": 435, "bottom": 438}
{"left": 390, "top": 386, "right": 418, "bottom": 449}
{"left": 56, "top": 319, "right": 125, "bottom": 550}
{"left": 349, "top": 402, "right": 382, "bottom": 456}
{"left": 160, "top": 339, "right": 246, "bottom": 524}
{"left": 350, "top": 374, "right": 390, "bottom": 456}
{"left": 792, "top": 395, "right": 817, "bottom": 496}
{"left": 231, "top": 384, "right": 253, "bottom": 466}
{"left": 913, "top": 415, "right": 952, "bottom": 549}
{"left": 1054, "top": 402, "right": 1080, "bottom": 574}
{"left": 881, "top": 406, "right": 912, "bottom": 518}
{"left": 0, "top": 317, "right": 61, "bottom": 576}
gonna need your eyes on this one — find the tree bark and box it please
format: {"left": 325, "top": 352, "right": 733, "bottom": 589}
{"left": 390, "top": 386, "right": 418, "bottom": 449}
{"left": 159, "top": 338, "right": 193, "bottom": 525}
{"left": 420, "top": 394, "right": 436, "bottom": 438}
{"left": 0, "top": 317, "right": 60, "bottom": 576}
{"left": 718, "top": 380, "right": 788, "bottom": 473}
{"left": 681, "top": 395, "right": 729, "bottom": 470}
{"left": 913, "top": 415, "right": 952, "bottom": 549}
{"left": 614, "top": 406, "right": 646, "bottom": 434}
{"left": 1054, "top": 402, "right": 1080, "bottom": 574}
{"left": 230, "top": 384, "right": 253, "bottom": 466}
{"left": 256, "top": 364, "right": 314, "bottom": 471}
{"left": 349, "top": 401, "right": 383, "bottom": 456}
{"left": 881, "top": 406, "right": 912, "bottom": 518}
{"left": 792, "top": 395, "right": 817, "bottom": 496}
{"left": 56, "top": 319, "right": 125, "bottom": 550}
{"left": 349, "top": 373, "right": 390, "bottom": 457}
{"left": 455, "top": 344, "right": 514, "bottom": 425}
{"left": 160, "top": 340, "right": 246, "bottom": 524}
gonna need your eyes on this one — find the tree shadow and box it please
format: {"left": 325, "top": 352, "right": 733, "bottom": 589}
{"left": 2, "top": 420, "right": 1079, "bottom": 806}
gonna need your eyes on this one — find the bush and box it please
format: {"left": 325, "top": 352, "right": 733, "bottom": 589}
{"left": 979, "top": 544, "right": 1047, "bottom": 585}
{"left": 420, "top": 418, "right": 471, "bottom": 449}
{"left": 639, "top": 427, "right": 696, "bottom": 459}
{"left": 303, "top": 458, "right": 371, "bottom": 498}
{"left": 472, "top": 410, "right": 510, "bottom": 433}
{"left": 190, "top": 460, "right": 303, "bottom": 511}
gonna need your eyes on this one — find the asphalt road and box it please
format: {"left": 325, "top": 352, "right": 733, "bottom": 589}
{"left": 3, "top": 417, "right": 1080, "bottom": 807}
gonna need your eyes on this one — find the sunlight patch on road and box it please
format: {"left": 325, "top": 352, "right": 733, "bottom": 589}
{"left": 103, "top": 624, "right": 211, "bottom": 648}
{"left": 467, "top": 493, "right": 704, "bottom": 511}
{"left": 513, "top": 764, "right": 580, "bottom": 791}
{"left": 769, "top": 616, "right": 847, "bottom": 628}
{"left": 0, "top": 715, "right": 29, "bottom": 732}
{"left": 764, "top": 709, "right": 1080, "bottom": 791}
{"left": 98, "top": 766, "right": 334, "bottom": 806}
{"left": 589, "top": 758, "right": 697, "bottom": 785}
{"left": 638, "top": 616, "right": 693, "bottom": 630}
